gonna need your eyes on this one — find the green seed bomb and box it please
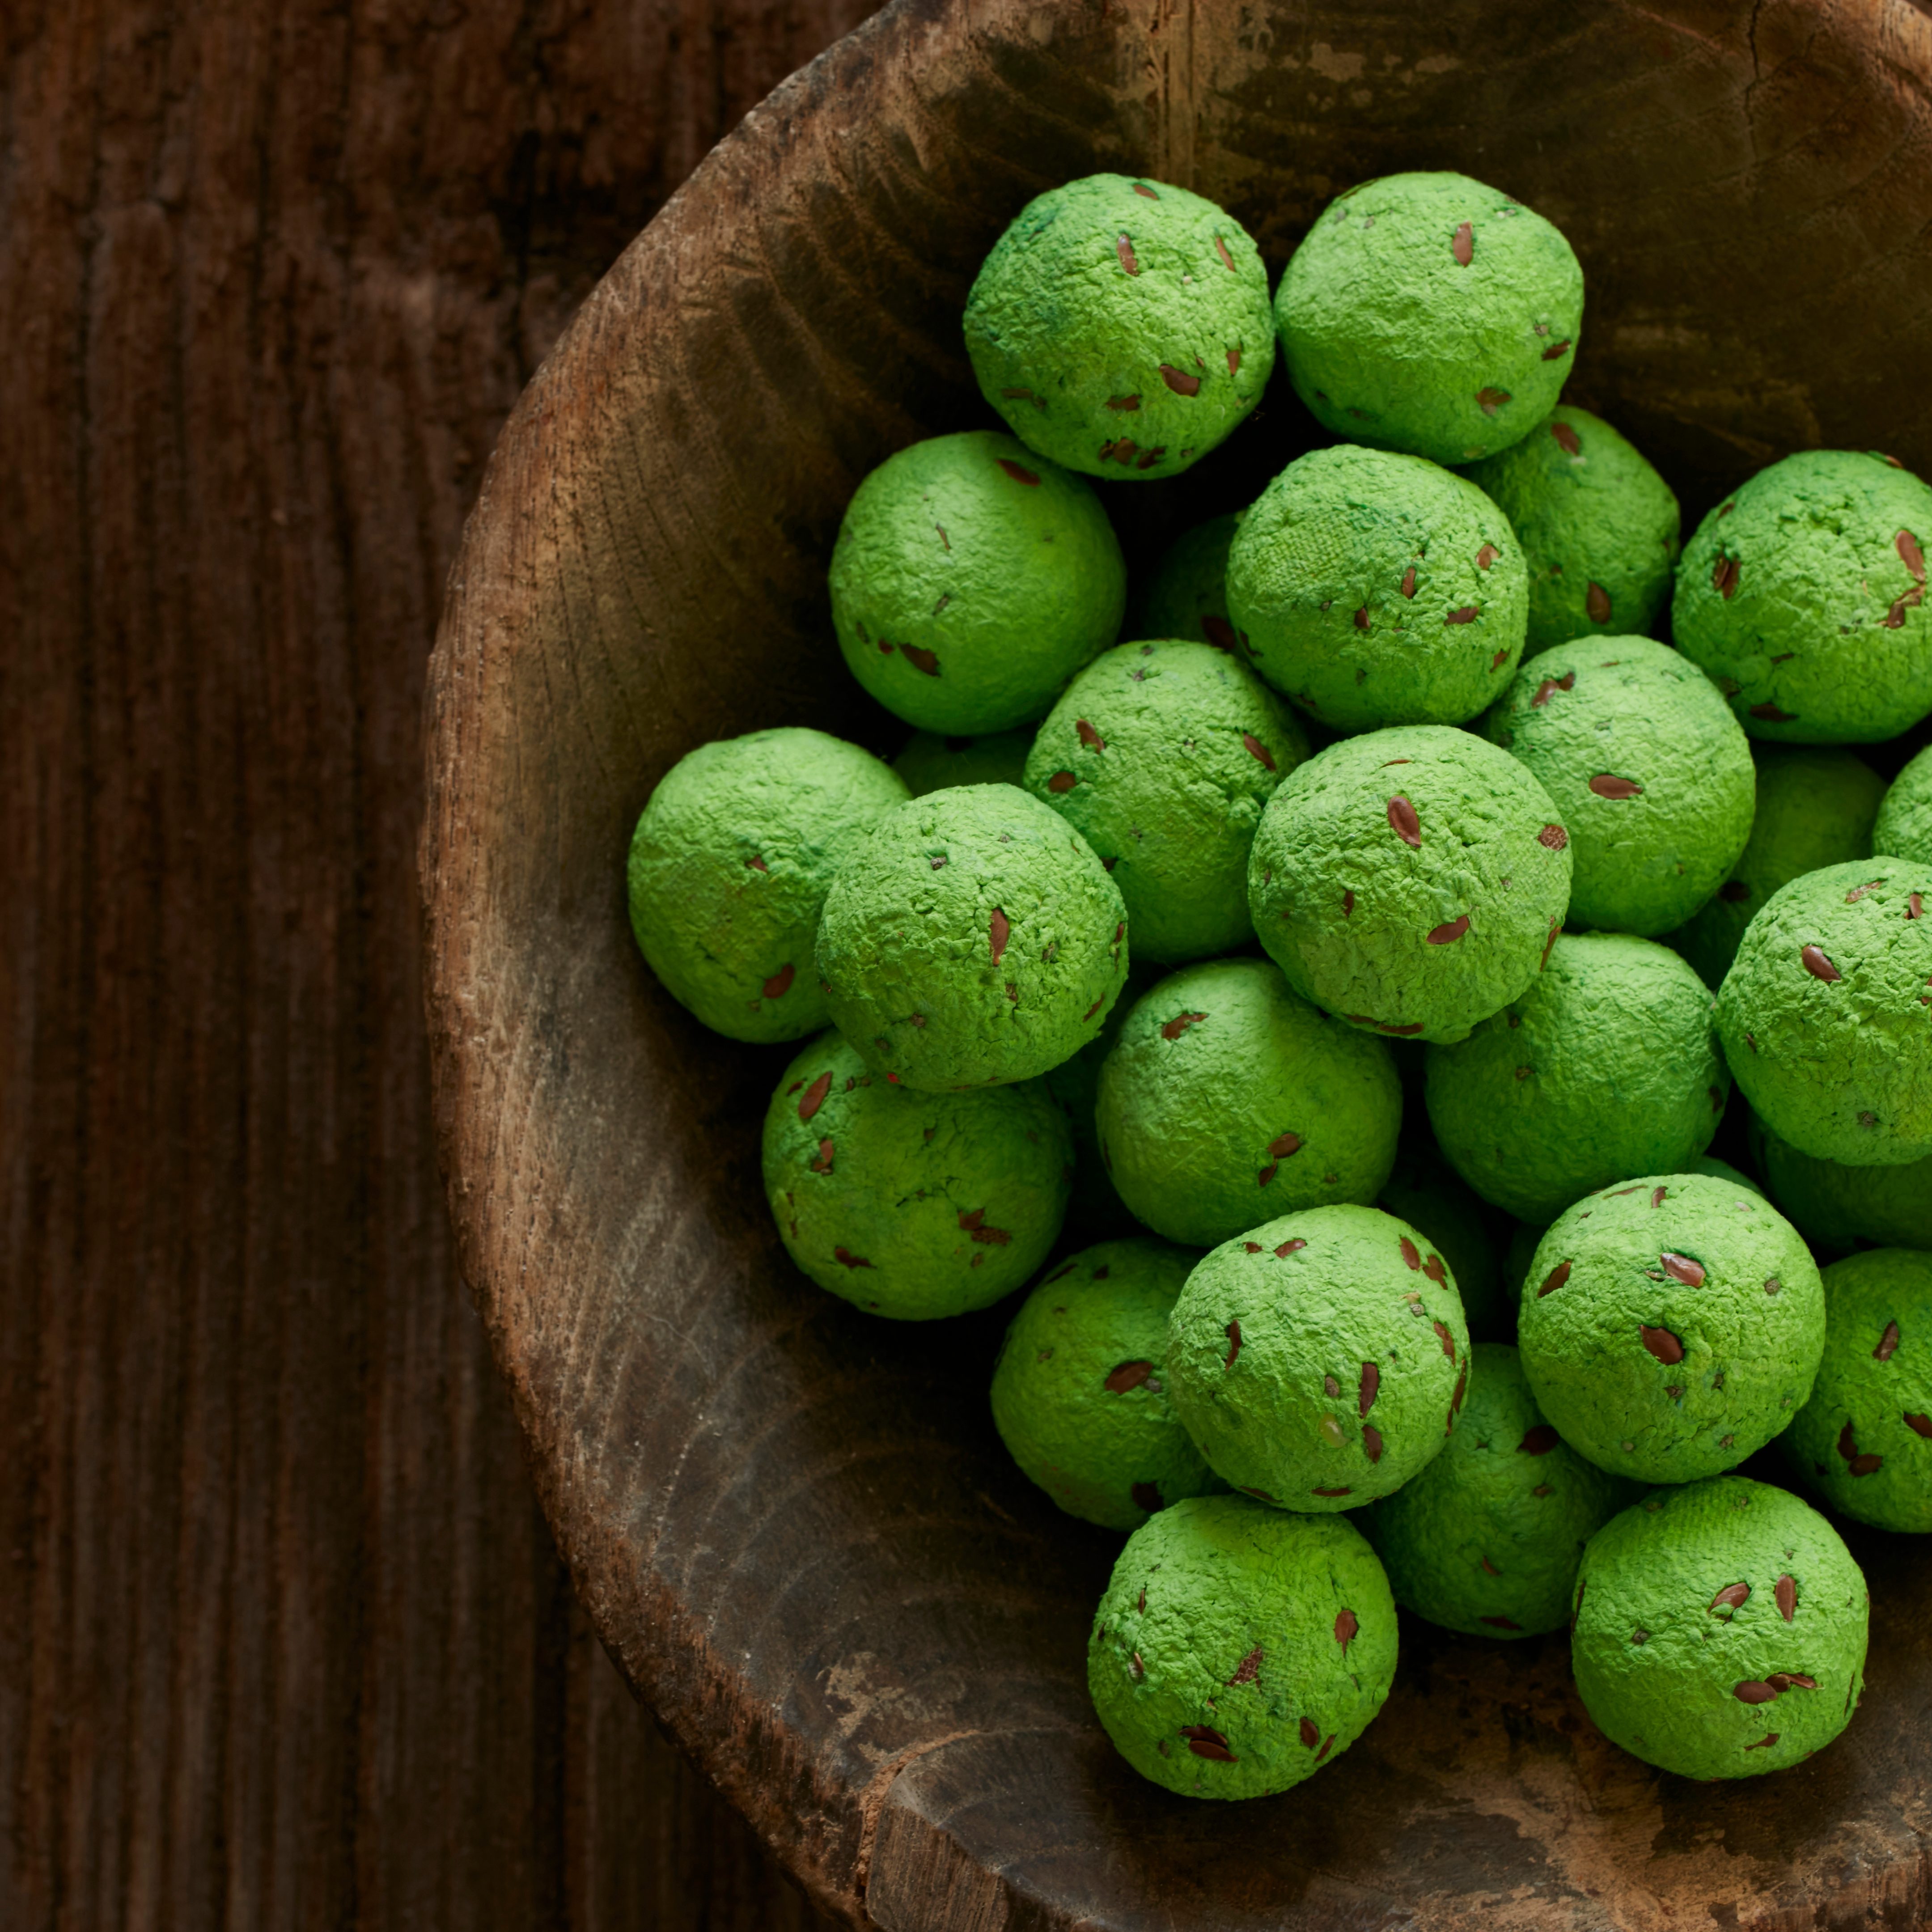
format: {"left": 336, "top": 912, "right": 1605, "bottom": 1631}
{"left": 627, "top": 727, "right": 910, "bottom": 1042}
{"left": 763, "top": 1031, "right": 1072, "bottom": 1318}
{"left": 829, "top": 430, "right": 1125, "bottom": 734}
{"left": 1875, "top": 743, "right": 1932, "bottom": 865}
{"left": 893, "top": 728, "right": 1034, "bottom": 797}
{"left": 966, "top": 175, "right": 1275, "bottom": 483}
{"left": 1226, "top": 445, "right": 1529, "bottom": 731}
{"left": 1273, "top": 171, "right": 1584, "bottom": 467}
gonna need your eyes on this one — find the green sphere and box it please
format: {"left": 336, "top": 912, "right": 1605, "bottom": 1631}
{"left": 1134, "top": 513, "right": 1244, "bottom": 650}
{"left": 627, "top": 728, "right": 909, "bottom": 1042}
{"left": 1483, "top": 636, "right": 1754, "bottom": 937}
{"left": 1782, "top": 1249, "right": 1932, "bottom": 1530}
{"left": 1518, "top": 1173, "right": 1825, "bottom": 1484}
{"left": 1088, "top": 1496, "right": 1398, "bottom": 1798}
{"left": 763, "top": 1032, "right": 1072, "bottom": 1318}
{"left": 816, "top": 785, "right": 1128, "bottom": 1091}
{"left": 965, "top": 175, "right": 1275, "bottom": 483}
{"left": 1248, "top": 725, "right": 1573, "bottom": 1046}
{"left": 1751, "top": 1118, "right": 1932, "bottom": 1252}
{"left": 991, "top": 1239, "right": 1220, "bottom": 1529}
{"left": 1424, "top": 933, "right": 1728, "bottom": 1224}
{"left": 1572, "top": 1477, "right": 1868, "bottom": 1780}
{"left": 1674, "top": 449, "right": 1932, "bottom": 743}
{"left": 1024, "top": 640, "right": 1309, "bottom": 962}
{"left": 1716, "top": 857, "right": 1932, "bottom": 1167}
{"left": 1377, "top": 1137, "right": 1506, "bottom": 1342}
{"left": 1225, "top": 445, "right": 1529, "bottom": 731}
{"left": 1095, "top": 959, "right": 1403, "bottom": 1249}
{"left": 1167, "top": 1203, "right": 1471, "bottom": 1511}
{"left": 1875, "top": 743, "right": 1932, "bottom": 864}
{"left": 892, "top": 728, "right": 1034, "bottom": 797}
{"left": 829, "top": 431, "right": 1125, "bottom": 733}
{"left": 1273, "top": 172, "right": 1584, "bottom": 466}
{"left": 1669, "top": 746, "right": 1885, "bottom": 989}
{"left": 1459, "top": 406, "right": 1681, "bottom": 656}
{"left": 1358, "top": 1344, "right": 1634, "bottom": 1638}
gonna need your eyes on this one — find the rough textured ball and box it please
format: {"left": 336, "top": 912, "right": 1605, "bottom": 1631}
{"left": 816, "top": 785, "right": 1128, "bottom": 1091}
{"left": 965, "top": 175, "right": 1275, "bottom": 483}
{"left": 1669, "top": 747, "right": 1885, "bottom": 989}
{"left": 991, "top": 1239, "right": 1220, "bottom": 1530}
{"left": 828, "top": 431, "right": 1125, "bottom": 734}
{"left": 1273, "top": 171, "right": 1584, "bottom": 466}
{"left": 1024, "top": 640, "right": 1309, "bottom": 962}
{"left": 1094, "top": 959, "right": 1402, "bottom": 1249}
{"left": 1875, "top": 743, "right": 1932, "bottom": 864}
{"left": 1424, "top": 933, "right": 1729, "bottom": 1225}
{"left": 1088, "top": 1495, "right": 1398, "bottom": 1798}
{"left": 1167, "top": 1203, "right": 1472, "bottom": 1511}
{"left": 1781, "top": 1250, "right": 1932, "bottom": 1530}
{"left": 1716, "top": 857, "right": 1932, "bottom": 1167}
{"left": 1518, "top": 1174, "right": 1825, "bottom": 1484}
{"left": 1571, "top": 1477, "right": 1868, "bottom": 1780}
{"left": 762, "top": 1032, "right": 1071, "bottom": 1318}
{"left": 892, "top": 728, "right": 1033, "bottom": 797}
{"left": 1673, "top": 449, "right": 1932, "bottom": 743}
{"left": 627, "top": 728, "right": 910, "bottom": 1042}
{"left": 1134, "top": 513, "right": 1244, "bottom": 650}
{"left": 1459, "top": 406, "right": 1680, "bottom": 656}
{"left": 1377, "top": 1137, "right": 1506, "bottom": 1342}
{"left": 1358, "top": 1344, "right": 1634, "bottom": 1638}
{"left": 1751, "top": 1119, "right": 1932, "bottom": 1252}
{"left": 1248, "top": 726, "right": 1573, "bottom": 1046}
{"left": 1225, "top": 445, "right": 1529, "bottom": 731}
{"left": 1483, "top": 636, "right": 1754, "bottom": 937}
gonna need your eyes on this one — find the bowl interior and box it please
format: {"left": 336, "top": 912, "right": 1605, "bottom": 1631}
{"left": 424, "top": 2, "right": 1932, "bottom": 1925}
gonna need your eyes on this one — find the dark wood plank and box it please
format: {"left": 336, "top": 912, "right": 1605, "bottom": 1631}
{"left": 423, "top": 0, "right": 1932, "bottom": 1926}
{"left": 0, "top": 1, "right": 870, "bottom": 1925}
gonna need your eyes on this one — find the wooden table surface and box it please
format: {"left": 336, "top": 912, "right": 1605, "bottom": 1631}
{"left": 0, "top": 3, "right": 876, "bottom": 1924}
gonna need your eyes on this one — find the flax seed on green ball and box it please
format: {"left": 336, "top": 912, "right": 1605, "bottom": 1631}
{"left": 1716, "top": 857, "right": 1932, "bottom": 1167}
{"left": 991, "top": 1239, "right": 1220, "bottom": 1530}
{"left": 965, "top": 175, "right": 1275, "bottom": 483}
{"left": 1875, "top": 743, "right": 1932, "bottom": 864}
{"left": 1750, "top": 1118, "right": 1932, "bottom": 1252}
{"left": 1483, "top": 636, "right": 1754, "bottom": 937}
{"left": 1024, "top": 640, "right": 1309, "bottom": 963}
{"left": 1669, "top": 746, "right": 1885, "bottom": 990}
{"left": 1782, "top": 1248, "right": 1932, "bottom": 1530}
{"left": 1226, "top": 446, "right": 1527, "bottom": 732}
{"left": 1358, "top": 1344, "right": 1635, "bottom": 1638}
{"left": 763, "top": 1032, "right": 1072, "bottom": 1319}
{"left": 1273, "top": 171, "right": 1584, "bottom": 467}
{"left": 829, "top": 431, "right": 1125, "bottom": 735}
{"left": 1517, "top": 1173, "right": 1825, "bottom": 1484}
{"left": 1095, "top": 958, "right": 1402, "bottom": 1249}
{"left": 1425, "top": 933, "right": 1729, "bottom": 1226}
{"left": 1459, "top": 406, "right": 1680, "bottom": 657}
{"left": 892, "top": 728, "right": 1034, "bottom": 798}
{"left": 1248, "top": 725, "right": 1573, "bottom": 1046}
{"left": 1674, "top": 449, "right": 1932, "bottom": 743}
{"left": 816, "top": 785, "right": 1127, "bottom": 1092}
{"left": 1133, "top": 513, "right": 1244, "bottom": 651}
{"left": 1088, "top": 1496, "right": 1398, "bottom": 1798}
{"left": 1571, "top": 1476, "right": 1868, "bottom": 1781}
{"left": 627, "top": 728, "right": 910, "bottom": 1043}
{"left": 1166, "top": 1203, "right": 1471, "bottom": 1511}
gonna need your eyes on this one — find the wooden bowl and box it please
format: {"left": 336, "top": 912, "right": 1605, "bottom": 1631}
{"left": 422, "top": 3, "right": 1932, "bottom": 1924}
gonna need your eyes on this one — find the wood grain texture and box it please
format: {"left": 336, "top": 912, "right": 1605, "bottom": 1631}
{"left": 0, "top": 0, "right": 870, "bottom": 1926}
{"left": 425, "top": 0, "right": 1932, "bottom": 1926}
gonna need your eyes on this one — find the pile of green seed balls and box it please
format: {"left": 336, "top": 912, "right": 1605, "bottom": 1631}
{"left": 614, "top": 163, "right": 1932, "bottom": 1807}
